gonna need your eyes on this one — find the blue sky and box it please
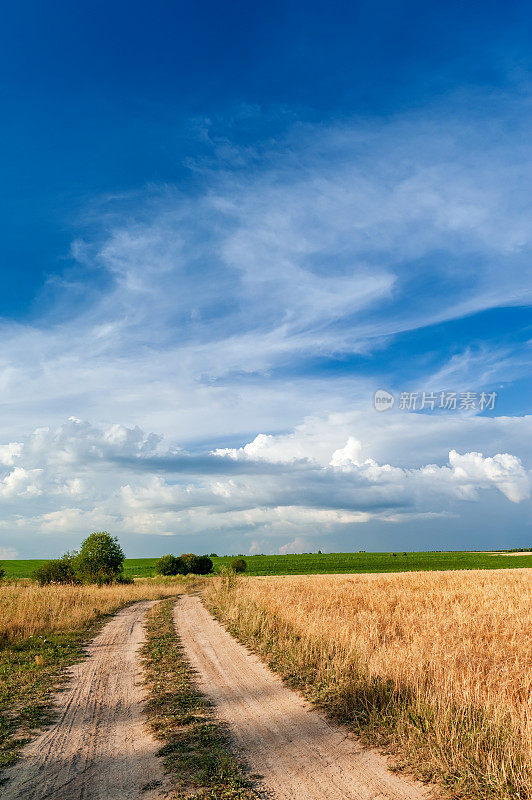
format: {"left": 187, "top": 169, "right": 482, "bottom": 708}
{"left": 0, "top": 0, "right": 530, "bottom": 558}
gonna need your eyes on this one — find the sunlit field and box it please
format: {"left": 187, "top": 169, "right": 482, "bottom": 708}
{"left": 0, "top": 578, "right": 184, "bottom": 645}
{"left": 205, "top": 569, "right": 532, "bottom": 799}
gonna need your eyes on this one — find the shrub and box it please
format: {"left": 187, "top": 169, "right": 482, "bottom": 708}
{"left": 179, "top": 553, "right": 213, "bottom": 575}
{"left": 230, "top": 557, "right": 247, "bottom": 573}
{"left": 179, "top": 553, "right": 198, "bottom": 574}
{"left": 0, "top": 562, "right": 5, "bottom": 581}
{"left": 156, "top": 554, "right": 183, "bottom": 576}
{"left": 32, "top": 555, "right": 79, "bottom": 585}
{"left": 74, "top": 532, "right": 125, "bottom": 585}
{"left": 115, "top": 573, "right": 134, "bottom": 584}
{"left": 194, "top": 555, "right": 213, "bottom": 575}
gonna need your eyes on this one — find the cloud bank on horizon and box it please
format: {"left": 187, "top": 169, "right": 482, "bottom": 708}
{"left": 0, "top": 2, "right": 531, "bottom": 557}
{"left": 0, "top": 411, "right": 529, "bottom": 543}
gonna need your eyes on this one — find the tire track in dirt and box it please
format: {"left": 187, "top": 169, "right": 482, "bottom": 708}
{"left": 175, "top": 594, "right": 434, "bottom": 800}
{"left": 2, "top": 600, "right": 168, "bottom": 800}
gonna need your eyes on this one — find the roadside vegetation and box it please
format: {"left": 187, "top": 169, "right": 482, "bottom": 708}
{"left": 156, "top": 552, "right": 213, "bottom": 576}
{"left": 142, "top": 598, "right": 259, "bottom": 799}
{"left": 31, "top": 531, "right": 130, "bottom": 586}
{"left": 204, "top": 569, "right": 532, "bottom": 800}
{"left": 0, "top": 573, "right": 184, "bottom": 774}
{"left": 0, "top": 579, "right": 183, "bottom": 644}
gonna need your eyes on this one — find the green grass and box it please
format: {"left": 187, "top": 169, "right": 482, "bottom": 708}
{"left": 141, "top": 598, "right": 259, "bottom": 799}
{"left": 2, "top": 550, "right": 531, "bottom": 579}
{"left": 211, "top": 550, "right": 532, "bottom": 575}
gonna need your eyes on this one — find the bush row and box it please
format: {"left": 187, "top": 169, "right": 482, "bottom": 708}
{"left": 32, "top": 532, "right": 131, "bottom": 586}
{"left": 155, "top": 554, "right": 247, "bottom": 575}
{"left": 6, "top": 535, "right": 248, "bottom": 585}
{"left": 155, "top": 553, "right": 213, "bottom": 575}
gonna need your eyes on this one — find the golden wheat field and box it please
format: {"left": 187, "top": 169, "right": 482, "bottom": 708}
{"left": 205, "top": 569, "right": 532, "bottom": 799}
{"left": 0, "top": 579, "right": 184, "bottom": 644}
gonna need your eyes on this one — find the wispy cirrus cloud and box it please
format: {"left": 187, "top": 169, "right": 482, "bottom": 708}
{"left": 0, "top": 101, "right": 530, "bottom": 555}
{"left": 3, "top": 108, "right": 531, "bottom": 409}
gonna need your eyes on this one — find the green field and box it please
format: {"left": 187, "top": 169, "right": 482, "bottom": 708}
{"left": 2, "top": 550, "right": 532, "bottom": 579}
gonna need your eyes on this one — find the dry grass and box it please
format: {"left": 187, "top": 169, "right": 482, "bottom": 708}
{"left": 0, "top": 578, "right": 186, "bottom": 645}
{"left": 0, "top": 577, "right": 193, "bottom": 771}
{"left": 205, "top": 569, "right": 532, "bottom": 800}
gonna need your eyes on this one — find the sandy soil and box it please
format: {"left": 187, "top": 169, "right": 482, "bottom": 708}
{"left": 2, "top": 600, "right": 168, "bottom": 800}
{"left": 175, "top": 594, "right": 434, "bottom": 800}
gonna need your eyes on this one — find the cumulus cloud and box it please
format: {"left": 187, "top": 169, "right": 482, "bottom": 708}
{"left": 0, "top": 467, "right": 43, "bottom": 499}
{"left": 0, "top": 415, "right": 528, "bottom": 554}
{"left": 0, "top": 547, "right": 18, "bottom": 559}
{"left": 0, "top": 443, "right": 23, "bottom": 467}
{"left": 214, "top": 432, "right": 314, "bottom": 464}
{"left": 279, "top": 537, "right": 311, "bottom": 555}
{"left": 217, "top": 424, "right": 531, "bottom": 506}
{"left": 330, "top": 437, "right": 364, "bottom": 467}
{"left": 424, "top": 450, "right": 531, "bottom": 503}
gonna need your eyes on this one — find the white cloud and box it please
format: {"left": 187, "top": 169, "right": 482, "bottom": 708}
{"left": 328, "top": 436, "right": 531, "bottom": 503}
{"left": 214, "top": 432, "right": 315, "bottom": 464}
{"left": 0, "top": 107, "right": 530, "bottom": 553}
{"left": 0, "top": 467, "right": 43, "bottom": 498}
{"left": 0, "top": 414, "right": 527, "bottom": 553}
{"left": 0, "top": 547, "right": 18, "bottom": 560}
{"left": 0, "top": 109, "right": 528, "bottom": 449}
{"left": 279, "top": 537, "right": 311, "bottom": 555}
{"left": 0, "top": 443, "right": 23, "bottom": 467}
{"left": 425, "top": 449, "right": 531, "bottom": 503}
{"left": 330, "top": 437, "right": 364, "bottom": 467}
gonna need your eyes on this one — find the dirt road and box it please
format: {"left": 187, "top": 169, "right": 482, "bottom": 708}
{"left": 176, "top": 595, "right": 433, "bottom": 800}
{"left": 2, "top": 600, "right": 167, "bottom": 800}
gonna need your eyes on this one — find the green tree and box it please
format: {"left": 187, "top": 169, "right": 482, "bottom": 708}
{"left": 74, "top": 532, "right": 125, "bottom": 585}
{"left": 155, "top": 554, "right": 183, "bottom": 576}
{"left": 230, "top": 557, "right": 247, "bottom": 573}
{"left": 194, "top": 555, "right": 213, "bottom": 575}
{"left": 179, "top": 553, "right": 198, "bottom": 574}
{"left": 0, "top": 562, "right": 5, "bottom": 581}
{"left": 178, "top": 553, "right": 213, "bottom": 575}
{"left": 32, "top": 555, "right": 79, "bottom": 585}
